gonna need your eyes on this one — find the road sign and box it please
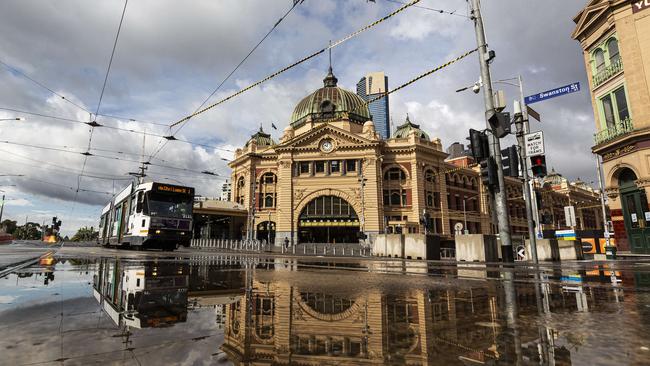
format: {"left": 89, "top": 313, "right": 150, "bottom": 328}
{"left": 527, "top": 105, "right": 541, "bottom": 122}
{"left": 556, "top": 229, "right": 576, "bottom": 241}
{"left": 564, "top": 206, "right": 577, "bottom": 227}
{"left": 525, "top": 131, "right": 545, "bottom": 157}
{"left": 524, "top": 82, "right": 580, "bottom": 105}
{"left": 515, "top": 245, "right": 526, "bottom": 261}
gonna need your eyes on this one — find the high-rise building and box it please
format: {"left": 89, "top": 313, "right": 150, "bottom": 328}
{"left": 357, "top": 72, "right": 390, "bottom": 139}
{"left": 221, "top": 180, "right": 231, "bottom": 201}
{"left": 572, "top": 0, "right": 650, "bottom": 254}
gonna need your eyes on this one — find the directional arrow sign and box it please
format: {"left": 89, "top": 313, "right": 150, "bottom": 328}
{"left": 525, "top": 82, "right": 580, "bottom": 105}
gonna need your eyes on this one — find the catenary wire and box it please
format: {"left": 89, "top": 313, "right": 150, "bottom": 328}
{"left": 0, "top": 107, "right": 234, "bottom": 152}
{"left": 148, "top": 0, "right": 303, "bottom": 162}
{"left": 381, "top": 0, "right": 470, "bottom": 18}
{"left": 168, "top": 0, "right": 421, "bottom": 129}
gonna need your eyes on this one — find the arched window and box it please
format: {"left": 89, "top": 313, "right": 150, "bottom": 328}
{"left": 607, "top": 38, "right": 619, "bottom": 64}
{"left": 259, "top": 172, "right": 277, "bottom": 208}
{"left": 236, "top": 177, "right": 246, "bottom": 205}
{"left": 384, "top": 167, "right": 407, "bottom": 181}
{"left": 594, "top": 49, "right": 605, "bottom": 73}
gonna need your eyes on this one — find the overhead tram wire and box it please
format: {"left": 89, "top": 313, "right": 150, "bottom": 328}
{"left": 160, "top": 0, "right": 422, "bottom": 160}
{"left": 0, "top": 106, "right": 236, "bottom": 157}
{"left": 72, "top": 0, "right": 129, "bottom": 214}
{"left": 0, "top": 140, "right": 222, "bottom": 177}
{"left": 0, "top": 59, "right": 91, "bottom": 114}
{"left": 0, "top": 147, "right": 135, "bottom": 180}
{"left": 381, "top": 0, "right": 471, "bottom": 18}
{"left": 0, "top": 60, "right": 157, "bottom": 127}
{"left": 350, "top": 48, "right": 479, "bottom": 114}
{"left": 147, "top": 0, "right": 303, "bottom": 162}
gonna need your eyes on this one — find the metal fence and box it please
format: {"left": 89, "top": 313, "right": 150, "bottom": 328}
{"left": 190, "top": 238, "right": 269, "bottom": 252}
{"left": 190, "top": 239, "right": 371, "bottom": 257}
{"left": 282, "top": 243, "right": 371, "bottom": 257}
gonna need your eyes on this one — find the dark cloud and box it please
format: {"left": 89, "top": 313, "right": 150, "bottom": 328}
{"left": 0, "top": 0, "right": 597, "bottom": 231}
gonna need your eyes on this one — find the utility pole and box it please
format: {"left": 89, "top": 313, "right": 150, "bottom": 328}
{"left": 0, "top": 194, "right": 5, "bottom": 223}
{"left": 248, "top": 178, "right": 257, "bottom": 240}
{"left": 470, "top": 0, "right": 514, "bottom": 262}
{"left": 596, "top": 155, "right": 614, "bottom": 256}
{"left": 514, "top": 99, "right": 539, "bottom": 263}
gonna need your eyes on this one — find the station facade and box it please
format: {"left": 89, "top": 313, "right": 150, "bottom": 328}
{"left": 229, "top": 68, "right": 602, "bottom": 245}
{"left": 572, "top": 0, "right": 650, "bottom": 253}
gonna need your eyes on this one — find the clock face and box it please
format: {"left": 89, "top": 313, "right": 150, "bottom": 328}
{"left": 320, "top": 139, "right": 334, "bottom": 152}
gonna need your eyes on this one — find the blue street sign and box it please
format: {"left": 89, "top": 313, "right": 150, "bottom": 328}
{"left": 524, "top": 82, "right": 580, "bottom": 105}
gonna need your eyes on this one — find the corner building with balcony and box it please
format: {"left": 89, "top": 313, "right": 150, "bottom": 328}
{"left": 573, "top": 0, "right": 650, "bottom": 253}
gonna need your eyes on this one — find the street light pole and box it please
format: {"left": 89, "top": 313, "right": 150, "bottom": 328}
{"left": 470, "top": 0, "right": 514, "bottom": 262}
{"left": 0, "top": 194, "right": 5, "bottom": 223}
{"left": 514, "top": 99, "right": 539, "bottom": 264}
{"left": 596, "top": 155, "right": 614, "bottom": 256}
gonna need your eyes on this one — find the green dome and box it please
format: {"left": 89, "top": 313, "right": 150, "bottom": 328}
{"left": 393, "top": 115, "right": 430, "bottom": 140}
{"left": 246, "top": 126, "right": 275, "bottom": 147}
{"left": 290, "top": 68, "right": 371, "bottom": 127}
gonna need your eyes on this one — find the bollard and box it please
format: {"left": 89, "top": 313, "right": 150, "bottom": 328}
{"left": 333, "top": 247, "right": 336, "bottom": 256}
{"left": 324, "top": 247, "right": 327, "bottom": 255}
{"left": 281, "top": 245, "right": 285, "bottom": 254}
{"left": 292, "top": 245, "right": 296, "bottom": 254}
{"left": 313, "top": 245, "right": 317, "bottom": 255}
{"left": 343, "top": 247, "right": 345, "bottom": 256}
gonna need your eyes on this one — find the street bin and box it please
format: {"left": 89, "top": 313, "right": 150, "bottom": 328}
{"left": 605, "top": 245, "right": 617, "bottom": 260}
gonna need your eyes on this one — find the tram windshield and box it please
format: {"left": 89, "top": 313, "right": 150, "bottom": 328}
{"left": 145, "top": 192, "right": 193, "bottom": 219}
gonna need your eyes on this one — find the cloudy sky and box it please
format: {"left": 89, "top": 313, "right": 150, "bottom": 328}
{"left": 0, "top": 0, "right": 594, "bottom": 235}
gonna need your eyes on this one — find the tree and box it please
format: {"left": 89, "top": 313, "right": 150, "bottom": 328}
{"left": 13, "top": 222, "right": 42, "bottom": 240}
{"left": 1, "top": 219, "right": 18, "bottom": 234}
{"left": 71, "top": 226, "right": 99, "bottom": 242}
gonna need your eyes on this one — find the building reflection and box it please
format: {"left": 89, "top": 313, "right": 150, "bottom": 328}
{"left": 215, "top": 261, "right": 620, "bottom": 365}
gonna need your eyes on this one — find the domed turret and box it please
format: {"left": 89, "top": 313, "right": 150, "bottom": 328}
{"left": 393, "top": 114, "right": 430, "bottom": 140}
{"left": 246, "top": 126, "right": 275, "bottom": 147}
{"left": 290, "top": 68, "right": 371, "bottom": 127}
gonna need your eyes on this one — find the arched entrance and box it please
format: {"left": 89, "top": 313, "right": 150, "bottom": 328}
{"left": 256, "top": 221, "right": 276, "bottom": 244}
{"left": 618, "top": 168, "right": 650, "bottom": 253}
{"left": 298, "top": 195, "right": 359, "bottom": 243}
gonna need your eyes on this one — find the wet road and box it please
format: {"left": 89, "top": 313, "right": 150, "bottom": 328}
{"left": 1, "top": 247, "right": 649, "bottom": 365}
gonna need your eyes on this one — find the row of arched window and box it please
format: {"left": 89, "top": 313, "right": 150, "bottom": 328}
{"left": 592, "top": 36, "right": 619, "bottom": 75}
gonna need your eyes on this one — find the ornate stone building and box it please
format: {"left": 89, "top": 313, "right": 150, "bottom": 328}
{"left": 573, "top": 0, "right": 650, "bottom": 253}
{"left": 229, "top": 68, "right": 602, "bottom": 245}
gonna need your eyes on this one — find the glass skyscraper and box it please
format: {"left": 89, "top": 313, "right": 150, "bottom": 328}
{"left": 356, "top": 72, "right": 390, "bottom": 139}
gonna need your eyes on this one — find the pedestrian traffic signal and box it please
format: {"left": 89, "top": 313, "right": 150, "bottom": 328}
{"left": 487, "top": 110, "right": 511, "bottom": 138}
{"left": 468, "top": 129, "right": 489, "bottom": 162}
{"left": 480, "top": 156, "right": 498, "bottom": 189}
{"left": 501, "top": 145, "right": 519, "bottom": 177}
{"left": 530, "top": 155, "right": 548, "bottom": 178}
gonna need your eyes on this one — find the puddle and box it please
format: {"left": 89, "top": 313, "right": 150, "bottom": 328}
{"left": 1, "top": 255, "right": 649, "bottom": 365}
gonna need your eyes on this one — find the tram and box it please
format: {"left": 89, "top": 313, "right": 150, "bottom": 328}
{"left": 98, "top": 182, "right": 194, "bottom": 251}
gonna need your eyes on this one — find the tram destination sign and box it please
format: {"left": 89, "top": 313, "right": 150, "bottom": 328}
{"left": 152, "top": 183, "right": 194, "bottom": 195}
{"left": 524, "top": 82, "right": 580, "bottom": 105}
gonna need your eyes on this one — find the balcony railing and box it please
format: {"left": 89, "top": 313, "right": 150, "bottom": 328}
{"left": 594, "top": 117, "right": 633, "bottom": 145}
{"left": 593, "top": 57, "right": 623, "bottom": 88}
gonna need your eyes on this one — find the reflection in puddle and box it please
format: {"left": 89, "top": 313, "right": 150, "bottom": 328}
{"left": 1, "top": 255, "right": 649, "bottom": 365}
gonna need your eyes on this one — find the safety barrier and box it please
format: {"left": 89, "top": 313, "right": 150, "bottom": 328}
{"left": 190, "top": 238, "right": 269, "bottom": 252}
{"left": 281, "top": 243, "right": 371, "bottom": 257}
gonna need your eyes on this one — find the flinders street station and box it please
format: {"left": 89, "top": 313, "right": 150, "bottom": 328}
{"left": 229, "top": 68, "right": 603, "bottom": 246}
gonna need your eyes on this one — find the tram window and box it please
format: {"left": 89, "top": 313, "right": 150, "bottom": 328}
{"left": 300, "top": 162, "right": 310, "bottom": 175}
{"left": 136, "top": 192, "right": 144, "bottom": 213}
{"left": 330, "top": 160, "right": 340, "bottom": 173}
{"left": 346, "top": 160, "right": 356, "bottom": 172}
{"left": 315, "top": 161, "right": 325, "bottom": 173}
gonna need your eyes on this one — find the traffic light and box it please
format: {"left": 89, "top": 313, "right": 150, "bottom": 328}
{"left": 530, "top": 155, "right": 548, "bottom": 178}
{"left": 480, "top": 156, "right": 498, "bottom": 189}
{"left": 487, "top": 110, "right": 511, "bottom": 138}
{"left": 501, "top": 145, "right": 519, "bottom": 177}
{"left": 468, "top": 129, "right": 489, "bottom": 162}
